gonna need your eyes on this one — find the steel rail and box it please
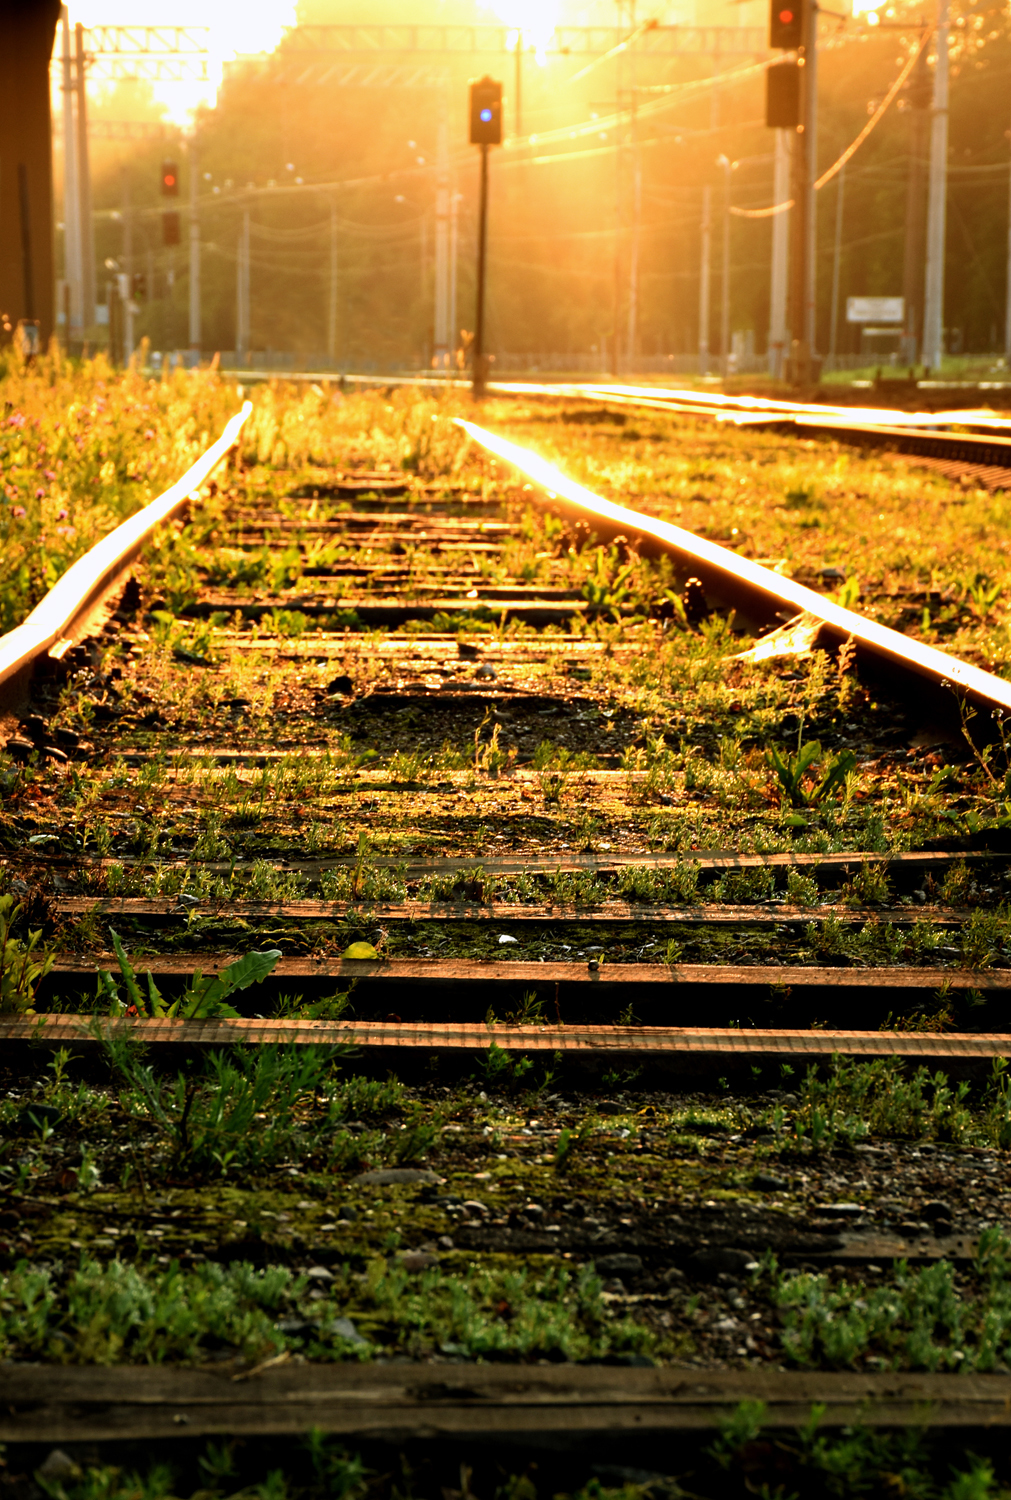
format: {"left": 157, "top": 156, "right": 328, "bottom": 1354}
{"left": 14, "top": 848, "right": 1006, "bottom": 880}
{"left": 457, "top": 419, "right": 1011, "bottom": 716}
{"left": 52, "top": 896, "right": 970, "bottom": 927}
{"left": 6, "top": 1365, "right": 1011, "bottom": 1442}
{"left": 4, "top": 1014, "right": 1010, "bottom": 1063}
{"left": 0, "top": 402, "right": 251, "bottom": 699}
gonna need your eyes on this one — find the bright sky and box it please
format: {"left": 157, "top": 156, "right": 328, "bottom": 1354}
{"left": 69, "top": 0, "right": 298, "bottom": 123}
{"left": 68, "top": 0, "right": 773, "bottom": 125}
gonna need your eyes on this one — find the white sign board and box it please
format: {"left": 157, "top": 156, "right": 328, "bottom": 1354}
{"left": 847, "top": 296, "right": 904, "bottom": 324}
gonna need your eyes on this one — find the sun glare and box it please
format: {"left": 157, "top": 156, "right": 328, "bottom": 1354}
{"left": 490, "top": 0, "right": 560, "bottom": 61}
{"left": 70, "top": 0, "right": 298, "bottom": 123}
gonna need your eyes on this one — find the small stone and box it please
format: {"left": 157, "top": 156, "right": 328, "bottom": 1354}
{"left": 52, "top": 726, "right": 80, "bottom": 749}
{"left": 660, "top": 1266, "right": 686, "bottom": 1286}
{"left": 37, "top": 1452, "right": 80, "bottom": 1483}
{"left": 353, "top": 1168, "right": 439, "bottom": 1186}
{"left": 817, "top": 1202, "right": 863, "bottom": 1216}
{"left": 326, "top": 674, "right": 354, "bottom": 696}
{"left": 498, "top": 934, "right": 518, "bottom": 945}
{"left": 305, "top": 1266, "right": 334, "bottom": 1283}
{"left": 685, "top": 1247, "right": 756, "bottom": 1279}
{"left": 753, "top": 1173, "right": 788, "bottom": 1192}
{"left": 475, "top": 664, "right": 497, "bottom": 680}
{"left": 818, "top": 566, "right": 847, "bottom": 583}
{"left": 462, "top": 1200, "right": 489, "bottom": 1215}
{"left": 4, "top": 736, "right": 35, "bottom": 761}
{"left": 331, "top": 1316, "right": 367, "bottom": 1345}
{"left": 922, "top": 1199, "right": 953, "bottom": 1221}
{"left": 597, "top": 1101, "right": 623, "bottom": 1115}
{"left": 398, "top": 1250, "right": 437, "bottom": 1271}
{"left": 457, "top": 641, "right": 482, "bottom": 659}
{"left": 275, "top": 1315, "right": 315, "bottom": 1335}
{"left": 594, "top": 1253, "right": 643, "bottom": 1275}
{"left": 438, "top": 1235, "right": 455, "bottom": 1250}
{"left": 336, "top": 1204, "right": 358, "bottom": 1222}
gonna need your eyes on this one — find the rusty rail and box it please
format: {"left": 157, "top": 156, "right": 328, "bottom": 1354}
{"left": 0, "top": 401, "right": 251, "bottom": 701}
{"left": 457, "top": 418, "right": 1011, "bottom": 717}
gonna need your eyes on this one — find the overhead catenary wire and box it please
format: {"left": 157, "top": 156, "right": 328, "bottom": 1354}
{"left": 729, "top": 28, "right": 932, "bottom": 218}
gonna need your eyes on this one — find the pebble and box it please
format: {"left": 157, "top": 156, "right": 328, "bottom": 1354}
{"left": 331, "top": 1316, "right": 367, "bottom": 1345}
{"left": 475, "top": 664, "right": 497, "bottom": 680}
{"left": 594, "top": 1253, "right": 643, "bottom": 1275}
{"left": 498, "top": 934, "right": 518, "bottom": 945}
{"left": 353, "top": 1168, "right": 440, "bottom": 1186}
{"left": 685, "top": 1246, "right": 757, "bottom": 1278}
{"left": 305, "top": 1266, "right": 334, "bottom": 1282}
{"left": 753, "top": 1173, "right": 788, "bottom": 1192}
{"left": 325, "top": 674, "right": 354, "bottom": 696}
{"left": 36, "top": 1452, "right": 80, "bottom": 1483}
{"left": 398, "top": 1251, "right": 438, "bottom": 1271}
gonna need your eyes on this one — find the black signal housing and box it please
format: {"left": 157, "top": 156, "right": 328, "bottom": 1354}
{"left": 469, "top": 77, "right": 503, "bottom": 146}
{"left": 770, "top": 0, "right": 803, "bottom": 49}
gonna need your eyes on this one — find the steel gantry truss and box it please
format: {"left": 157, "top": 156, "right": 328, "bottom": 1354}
{"left": 62, "top": 26, "right": 209, "bottom": 82}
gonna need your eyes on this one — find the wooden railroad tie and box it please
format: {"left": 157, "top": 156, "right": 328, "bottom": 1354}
{"left": 5, "top": 1365, "right": 1011, "bottom": 1442}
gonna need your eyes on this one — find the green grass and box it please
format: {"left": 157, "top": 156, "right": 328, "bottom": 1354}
{"left": 0, "top": 1253, "right": 649, "bottom": 1366}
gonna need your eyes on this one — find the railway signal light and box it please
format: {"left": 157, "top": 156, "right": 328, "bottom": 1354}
{"left": 766, "top": 62, "right": 801, "bottom": 127}
{"left": 469, "top": 76, "right": 502, "bottom": 146}
{"left": 769, "top": 0, "right": 803, "bottom": 49}
{"left": 162, "top": 211, "right": 181, "bottom": 247}
{"left": 131, "top": 272, "right": 147, "bottom": 302}
{"left": 160, "top": 160, "right": 179, "bottom": 197}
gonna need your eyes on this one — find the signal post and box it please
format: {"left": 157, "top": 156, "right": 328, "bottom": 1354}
{"left": 766, "top": 0, "right": 816, "bottom": 385}
{"left": 469, "top": 76, "right": 502, "bottom": 398}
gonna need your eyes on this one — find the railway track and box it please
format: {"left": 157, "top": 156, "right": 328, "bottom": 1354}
{"left": 5, "top": 382, "right": 1011, "bottom": 1485}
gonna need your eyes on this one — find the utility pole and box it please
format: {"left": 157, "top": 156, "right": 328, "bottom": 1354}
{"left": 922, "top": 0, "right": 949, "bottom": 372}
{"left": 718, "top": 155, "right": 731, "bottom": 377}
{"left": 901, "top": 30, "right": 931, "bottom": 365}
{"left": 61, "top": 7, "right": 81, "bottom": 339}
{"left": 236, "top": 209, "right": 250, "bottom": 362}
{"left": 469, "top": 76, "right": 502, "bottom": 398}
{"left": 699, "top": 184, "right": 711, "bottom": 376}
{"left": 434, "top": 94, "right": 449, "bottom": 368}
{"left": 803, "top": 2, "right": 818, "bottom": 363}
{"left": 121, "top": 168, "right": 134, "bottom": 360}
{"left": 1006, "top": 106, "right": 1011, "bottom": 367}
{"left": 328, "top": 199, "right": 338, "bottom": 365}
{"left": 768, "top": 130, "right": 790, "bottom": 377}
{"left": 828, "top": 157, "right": 845, "bottom": 369}
{"left": 188, "top": 137, "right": 200, "bottom": 356}
{"left": 450, "top": 187, "right": 459, "bottom": 368}
{"left": 787, "top": 0, "right": 817, "bottom": 384}
{"left": 74, "top": 22, "right": 94, "bottom": 332}
{"left": 625, "top": 0, "right": 640, "bottom": 370}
